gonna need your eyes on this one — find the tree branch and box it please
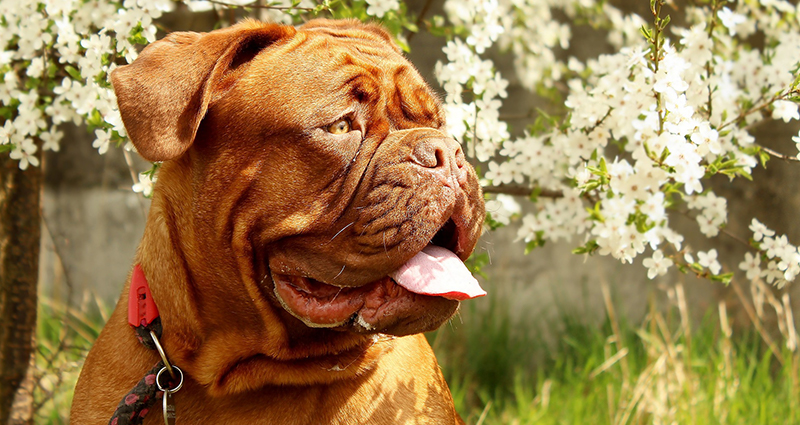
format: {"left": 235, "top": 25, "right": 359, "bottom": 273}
{"left": 405, "top": 0, "right": 435, "bottom": 42}
{"left": 719, "top": 89, "right": 798, "bottom": 131}
{"left": 481, "top": 184, "right": 564, "bottom": 198}
{"left": 758, "top": 144, "right": 800, "bottom": 163}
{"left": 204, "top": 0, "right": 316, "bottom": 11}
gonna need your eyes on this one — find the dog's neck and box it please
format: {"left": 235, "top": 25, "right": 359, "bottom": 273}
{"left": 133, "top": 158, "right": 390, "bottom": 396}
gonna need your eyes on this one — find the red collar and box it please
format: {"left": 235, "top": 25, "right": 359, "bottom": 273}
{"left": 128, "top": 264, "right": 160, "bottom": 328}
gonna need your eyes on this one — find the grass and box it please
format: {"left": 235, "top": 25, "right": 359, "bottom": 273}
{"left": 33, "top": 279, "right": 800, "bottom": 424}
{"left": 428, "top": 281, "right": 800, "bottom": 425}
{"left": 33, "top": 294, "right": 108, "bottom": 423}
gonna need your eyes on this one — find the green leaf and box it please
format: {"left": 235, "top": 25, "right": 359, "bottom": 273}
{"left": 65, "top": 65, "right": 82, "bottom": 81}
{"left": 141, "top": 162, "right": 161, "bottom": 179}
{"left": 586, "top": 201, "right": 605, "bottom": 222}
{"left": 579, "top": 180, "right": 600, "bottom": 193}
{"left": 759, "top": 149, "right": 770, "bottom": 168}
{"left": 465, "top": 252, "right": 489, "bottom": 278}
{"left": 659, "top": 14, "right": 671, "bottom": 30}
{"left": 710, "top": 272, "right": 734, "bottom": 285}
{"left": 86, "top": 109, "right": 104, "bottom": 128}
{"left": 524, "top": 231, "right": 546, "bottom": 254}
{"left": 640, "top": 25, "right": 652, "bottom": 41}
{"left": 572, "top": 240, "right": 599, "bottom": 255}
{"left": 528, "top": 186, "right": 542, "bottom": 203}
{"left": 631, "top": 211, "right": 655, "bottom": 233}
{"left": 0, "top": 106, "right": 15, "bottom": 120}
{"left": 485, "top": 213, "right": 505, "bottom": 231}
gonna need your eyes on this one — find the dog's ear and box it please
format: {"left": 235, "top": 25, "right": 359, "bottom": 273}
{"left": 111, "top": 21, "right": 296, "bottom": 162}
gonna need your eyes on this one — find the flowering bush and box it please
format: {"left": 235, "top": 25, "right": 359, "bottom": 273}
{"left": 438, "top": 0, "right": 800, "bottom": 288}
{"left": 3, "top": 0, "right": 800, "bottom": 287}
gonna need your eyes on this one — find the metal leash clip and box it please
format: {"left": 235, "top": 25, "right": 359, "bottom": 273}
{"left": 151, "top": 330, "right": 183, "bottom": 425}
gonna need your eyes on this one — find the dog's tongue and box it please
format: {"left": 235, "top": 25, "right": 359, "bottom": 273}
{"left": 389, "top": 245, "right": 486, "bottom": 301}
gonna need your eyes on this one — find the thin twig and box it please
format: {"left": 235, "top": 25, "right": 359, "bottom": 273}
{"left": 498, "top": 113, "right": 534, "bottom": 121}
{"left": 758, "top": 144, "right": 800, "bottom": 163}
{"left": 204, "top": 0, "right": 316, "bottom": 11}
{"left": 718, "top": 89, "right": 798, "bottom": 131}
{"left": 703, "top": 0, "right": 723, "bottom": 120}
{"left": 405, "top": 0, "right": 435, "bottom": 42}
{"left": 717, "top": 226, "right": 754, "bottom": 249}
{"left": 481, "top": 184, "right": 564, "bottom": 198}
{"left": 677, "top": 209, "right": 753, "bottom": 251}
{"left": 122, "top": 149, "right": 148, "bottom": 219}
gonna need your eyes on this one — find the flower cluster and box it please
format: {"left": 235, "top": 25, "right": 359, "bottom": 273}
{"left": 438, "top": 0, "right": 800, "bottom": 285}
{"left": 436, "top": 0, "right": 509, "bottom": 162}
{"left": 0, "top": 0, "right": 172, "bottom": 172}
{"left": 740, "top": 219, "right": 800, "bottom": 289}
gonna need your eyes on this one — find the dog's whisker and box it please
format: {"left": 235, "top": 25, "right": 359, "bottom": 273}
{"left": 332, "top": 264, "right": 346, "bottom": 281}
{"left": 329, "top": 287, "right": 344, "bottom": 304}
{"left": 328, "top": 222, "right": 355, "bottom": 243}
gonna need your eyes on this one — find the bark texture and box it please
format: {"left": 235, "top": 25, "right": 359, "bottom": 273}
{"left": 0, "top": 154, "right": 41, "bottom": 425}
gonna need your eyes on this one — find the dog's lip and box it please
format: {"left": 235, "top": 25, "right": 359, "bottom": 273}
{"left": 271, "top": 272, "right": 419, "bottom": 329}
{"left": 270, "top": 241, "right": 485, "bottom": 331}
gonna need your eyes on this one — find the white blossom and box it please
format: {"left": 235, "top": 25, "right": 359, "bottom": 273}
{"left": 365, "top": 0, "right": 399, "bottom": 18}
{"left": 132, "top": 171, "right": 156, "bottom": 197}
{"left": 9, "top": 139, "right": 39, "bottom": 170}
{"left": 749, "top": 218, "right": 775, "bottom": 242}
{"left": 485, "top": 194, "right": 520, "bottom": 226}
{"left": 739, "top": 252, "right": 761, "bottom": 281}
{"left": 697, "top": 249, "right": 722, "bottom": 275}
{"left": 772, "top": 100, "right": 800, "bottom": 122}
{"left": 717, "top": 7, "right": 747, "bottom": 36}
{"left": 643, "top": 250, "right": 673, "bottom": 279}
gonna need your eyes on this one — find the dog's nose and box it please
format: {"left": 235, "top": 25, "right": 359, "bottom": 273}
{"left": 409, "top": 137, "right": 468, "bottom": 188}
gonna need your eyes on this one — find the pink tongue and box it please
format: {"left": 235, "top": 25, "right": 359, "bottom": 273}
{"left": 389, "top": 245, "right": 487, "bottom": 301}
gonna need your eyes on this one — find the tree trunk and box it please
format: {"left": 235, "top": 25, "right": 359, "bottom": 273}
{"left": 0, "top": 154, "right": 41, "bottom": 425}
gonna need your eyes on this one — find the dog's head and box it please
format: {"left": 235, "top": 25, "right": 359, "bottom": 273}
{"left": 112, "top": 19, "right": 484, "bottom": 343}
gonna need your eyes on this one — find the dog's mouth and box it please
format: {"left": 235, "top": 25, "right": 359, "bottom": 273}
{"left": 270, "top": 219, "right": 486, "bottom": 335}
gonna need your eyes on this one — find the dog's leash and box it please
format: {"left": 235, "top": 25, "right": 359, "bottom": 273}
{"left": 109, "top": 265, "right": 183, "bottom": 425}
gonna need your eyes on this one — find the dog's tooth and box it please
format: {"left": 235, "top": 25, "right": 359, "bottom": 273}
{"left": 355, "top": 314, "right": 374, "bottom": 331}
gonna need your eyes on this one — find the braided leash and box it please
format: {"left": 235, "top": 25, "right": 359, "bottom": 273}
{"left": 108, "top": 266, "right": 183, "bottom": 425}
{"left": 108, "top": 362, "right": 163, "bottom": 425}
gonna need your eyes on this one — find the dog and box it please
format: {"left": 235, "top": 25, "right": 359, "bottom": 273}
{"left": 70, "top": 19, "right": 485, "bottom": 424}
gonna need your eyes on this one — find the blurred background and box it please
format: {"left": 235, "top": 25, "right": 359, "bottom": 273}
{"left": 25, "top": 0, "right": 800, "bottom": 424}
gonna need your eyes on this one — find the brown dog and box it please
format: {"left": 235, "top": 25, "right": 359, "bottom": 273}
{"left": 70, "top": 19, "right": 485, "bottom": 424}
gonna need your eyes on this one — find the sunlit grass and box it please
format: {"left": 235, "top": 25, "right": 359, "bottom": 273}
{"left": 429, "top": 281, "right": 800, "bottom": 425}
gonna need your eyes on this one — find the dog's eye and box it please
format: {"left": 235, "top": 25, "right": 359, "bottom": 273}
{"left": 326, "top": 119, "right": 351, "bottom": 135}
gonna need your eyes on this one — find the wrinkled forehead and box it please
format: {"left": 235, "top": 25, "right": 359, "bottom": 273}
{"left": 294, "top": 29, "right": 429, "bottom": 95}
{"left": 233, "top": 27, "right": 443, "bottom": 127}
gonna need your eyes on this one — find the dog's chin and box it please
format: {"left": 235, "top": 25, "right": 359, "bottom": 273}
{"left": 270, "top": 272, "right": 459, "bottom": 336}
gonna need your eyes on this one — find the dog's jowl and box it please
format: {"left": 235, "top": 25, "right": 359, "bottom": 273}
{"left": 71, "top": 19, "right": 485, "bottom": 425}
